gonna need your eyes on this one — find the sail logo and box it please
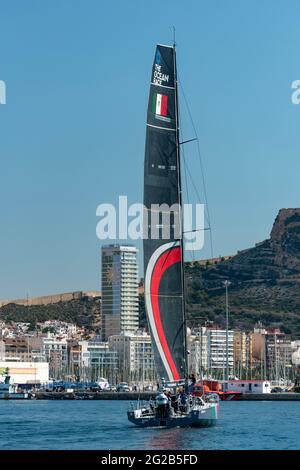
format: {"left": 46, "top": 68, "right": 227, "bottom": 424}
{"left": 152, "top": 93, "right": 168, "bottom": 116}
{"left": 153, "top": 63, "right": 169, "bottom": 86}
{"left": 0, "top": 80, "right": 6, "bottom": 105}
{"left": 155, "top": 50, "right": 161, "bottom": 65}
{"left": 291, "top": 80, "right": 300, "bottom": 104}
{"left": 96, "top": 196, "right": 205, "bottom": 251}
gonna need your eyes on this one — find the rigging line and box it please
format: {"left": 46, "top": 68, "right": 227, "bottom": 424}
{"left": 183, "top": 228, "right": 210, "bottom": 233}
{"left": 179, "top": 103, "right": 195, "bottom": 262}
{"left": 182, "top": 155, "right": 198, "bottom": 263}
{"left": 178, "top": 143, "right": 206, "bottom": 229}
{"left": 182, "top": 151, "right": 208, "bottom": 224}
{"left": 178, "top": 75, "right": 214, "bottom": 259}
{"left": 180, "top": 138, "right": 198, "bottom": 145}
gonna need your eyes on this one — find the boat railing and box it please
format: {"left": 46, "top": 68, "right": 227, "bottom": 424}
{"left": 128, "top": 401, "right": 137, "bottom": 411}
{"left": 203, "top": 393, "right": 219, "bottom": 404}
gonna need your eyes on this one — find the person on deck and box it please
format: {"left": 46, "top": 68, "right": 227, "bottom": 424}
{"left": 178, "top": 390, "right": 188, "bottom": 412}
{"left": 156, "top": 392, "right": 169, "bottom": 418}
{"left": 188, "top": 373, "right": 196, "bottom": 393}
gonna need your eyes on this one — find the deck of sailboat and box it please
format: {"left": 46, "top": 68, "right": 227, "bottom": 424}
{"left": 127, "top": 408, "right": 218, "bottom": 428}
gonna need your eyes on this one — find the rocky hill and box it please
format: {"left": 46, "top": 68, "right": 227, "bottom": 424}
{"left": 0, "top": 295, "right": 101, "bottom": 332}
{"left": 185, "top": 208, "right": 300, "bottom": 336}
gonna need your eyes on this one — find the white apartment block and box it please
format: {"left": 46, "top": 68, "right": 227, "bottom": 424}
{"left": 101, "top": 245, "right": 139, "bottom": 340}
{"left": 109, "top": 331, "right": 156, "bottom": 383}
{"left": 206, "top": 329, "right": 234, "bottom": 375}
{"left": 79, "top": 339, "right": 118, "bottom": 382}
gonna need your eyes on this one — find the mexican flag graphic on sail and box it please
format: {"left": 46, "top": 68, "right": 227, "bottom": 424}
{"left": 152, "top": 93, "right": 168, "bottom": 116}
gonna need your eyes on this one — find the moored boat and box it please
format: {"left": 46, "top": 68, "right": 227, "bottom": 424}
{"left": 0, "top": 371, "right": 29, "bottom": 399}
{"left": 193, "top": 379, "right": 242, "bottom": 401}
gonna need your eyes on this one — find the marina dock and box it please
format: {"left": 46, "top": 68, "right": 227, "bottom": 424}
{"left": 239, "top": 393, "right": 300, "bottom": 401}
{"left": 31, "top": 391, "right": 300, "bottom": 401}
{"left": 34, "top": 391, "right": 155, "bottom": 400}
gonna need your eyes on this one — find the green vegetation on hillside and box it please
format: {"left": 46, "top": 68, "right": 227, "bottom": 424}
{"left": 0, "top": 297, "right": 101, "bottom": 332}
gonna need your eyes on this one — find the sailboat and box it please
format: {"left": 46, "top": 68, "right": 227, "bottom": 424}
{"left": 127, "top": 43, "right": 219, "bottom": 427}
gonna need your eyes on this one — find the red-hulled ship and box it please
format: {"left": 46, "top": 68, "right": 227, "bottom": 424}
{"left": 193, "top": 379, "right": 242, "bottom": 401}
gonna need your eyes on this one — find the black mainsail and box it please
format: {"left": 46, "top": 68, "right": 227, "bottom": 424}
{"left": 143, "top": 44, "right": 187, "bottom": 382}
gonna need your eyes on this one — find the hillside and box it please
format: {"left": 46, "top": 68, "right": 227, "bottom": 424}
{"left": 185, "top": 208, "right": 300, "bottom": 336}
{"left": 0, "top": 296, "right": 101, "bottom": 332}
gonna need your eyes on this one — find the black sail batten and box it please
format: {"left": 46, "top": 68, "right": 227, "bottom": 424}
{"left": 143, "top": 44, "right": 187, "bottom": 383}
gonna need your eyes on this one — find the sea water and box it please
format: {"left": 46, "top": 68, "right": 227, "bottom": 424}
{"left": 0, "top": 400, "right": 299, "bottom": 450}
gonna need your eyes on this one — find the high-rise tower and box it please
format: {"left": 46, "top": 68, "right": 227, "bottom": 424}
{"left": 101, "top": 245, "right": 139, "bottom": 341}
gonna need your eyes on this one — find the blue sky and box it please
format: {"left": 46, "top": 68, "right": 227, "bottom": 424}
{"left": 0, "top": 0, "right": 299, "bottom": 299}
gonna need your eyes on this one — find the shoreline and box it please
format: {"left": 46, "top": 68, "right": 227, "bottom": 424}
{"left": 1, "top": 391, "right": 299, "bottom": 401}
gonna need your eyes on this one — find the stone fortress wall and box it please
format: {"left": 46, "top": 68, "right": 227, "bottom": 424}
{"left": 0, "top": 291, "right": 101, "bottom": 308}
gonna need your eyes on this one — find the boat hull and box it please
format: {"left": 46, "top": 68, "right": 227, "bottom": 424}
{"left": 219, "top": 392, "right": 242, "bottom": 401}
{"left": 128, "top": 403, "right": 219, "bottom": 428}
{"left": 0, "top": 392, "right": 29, "bottom": 399}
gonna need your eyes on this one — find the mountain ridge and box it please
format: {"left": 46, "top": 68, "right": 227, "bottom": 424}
{"left": 185, "top": 208, "right": 300, "bottom": 336}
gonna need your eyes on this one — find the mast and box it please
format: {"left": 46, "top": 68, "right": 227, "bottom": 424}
{"left": 173, "top": 43, "right": 188, "bottom": 380}
{"left": 275, "top": 331, "right": 279, "bottom": 383}
{"left": 143, "top": 43, "right": 186, "bottom": 383}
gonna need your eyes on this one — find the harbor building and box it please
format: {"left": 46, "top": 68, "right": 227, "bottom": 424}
{"left": 222, "top": 379, "right": 271, "bottom": 394}
{"left": 67, "top": 340, "right": 82, "bottom": 379}
{"left": 109, "top": 331, "right": 156, "bottom": 384}
{"left": 101, "top": 245, "right": 139, "bottom": 341}
{"left": 189, "top": 327, "right": 208, "bottom": 376}
{"left": 0, "top": 338, "right": 32, "bottom": 362}
{"left": 79, "top": 339, "right": 119, "bottom": 384}
{"left": 206, "top": 328, "right": 234, "bottom": 377}
{"left": 42, "top": 335, "right": 68, "bottom": 379}
{"left": 233, "top": 331, "right": 253, "bottom": 376}
{"left": 252, "top": 326, "right": 292, "bottom": 380}
{"left": 0, "top": 336, "right": 45, "bottom": 363}
{"left": 265, "top": 328, "right": 292, "bottom": 380}
{"left": 252, "top": 326, "right": 266, "bottom": 366}
{"left": 0, "top": 361, "right": 49, "bottom": 386}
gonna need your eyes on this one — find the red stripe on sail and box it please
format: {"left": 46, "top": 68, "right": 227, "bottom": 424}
{"left": 150, "top": 246, "right": 181, "bottom": 381}
{"left": 160, "top": 94, "right": 168, "bottom": 116}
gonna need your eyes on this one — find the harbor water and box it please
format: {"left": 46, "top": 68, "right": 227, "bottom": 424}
{"left": 0, "top": 400, "right": 299, "bottom": 450}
